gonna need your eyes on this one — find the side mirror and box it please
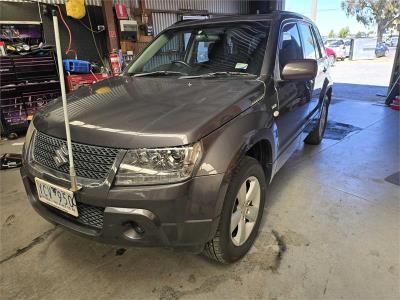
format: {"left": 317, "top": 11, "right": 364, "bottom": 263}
{"left": 281, "top": 59, "right": 318, "bottom": 81}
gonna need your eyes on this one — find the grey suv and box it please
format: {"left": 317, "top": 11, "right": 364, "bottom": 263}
{"left": 21, "top": 11, "right": 332, "bottom": 263}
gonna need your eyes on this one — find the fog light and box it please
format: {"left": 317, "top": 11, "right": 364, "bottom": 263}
{"left": 123, "top": 222, "right": 145, "bottom": 240}
{"left": 134, "top": 224, "right": 145, "bottom": 234}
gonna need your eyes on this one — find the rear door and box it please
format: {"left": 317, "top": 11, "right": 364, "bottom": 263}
{"left": 298, "top": 22, "right": 326, "bottom": 117}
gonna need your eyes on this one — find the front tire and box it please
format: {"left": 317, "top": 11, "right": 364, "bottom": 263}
{"left": 304, "top": 95, "right": 329, "bottom": 145}
{"left": 203, "top": 156, "right": 267, "bottom": 263}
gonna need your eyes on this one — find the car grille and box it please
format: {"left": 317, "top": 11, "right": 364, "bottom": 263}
{"left": 46, "top": 202, "right": 105, "bottom": 230}
{"left": 32, "top": 131, "right": 120, "bottom": 180}
{"left": 76, "top": 203, "right": 104, "bottom": 229}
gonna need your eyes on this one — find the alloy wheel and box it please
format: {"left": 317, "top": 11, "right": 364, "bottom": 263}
{"left": 230, "top": 176, "right": 261, "bottom": 246}
{"left": 319, "top": 101, "right": 328, "bottom": 137}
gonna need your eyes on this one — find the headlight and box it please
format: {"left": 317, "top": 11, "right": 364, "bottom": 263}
{"left": 25, "top": 121, "right": 35, "bottom": 147}
{"left": 23, "top": 121, "right": 35, "bottom": 162}
{"left": 114, "top": 143, "right": 202, "bottom": 186}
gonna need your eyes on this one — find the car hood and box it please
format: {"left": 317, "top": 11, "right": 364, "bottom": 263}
{"left": 33, "top": 76, "right": 265, "bottom": 148}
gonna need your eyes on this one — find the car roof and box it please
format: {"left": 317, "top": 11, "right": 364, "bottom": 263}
{"left": 169, "top": 10, "right": 310, "bottom": 29}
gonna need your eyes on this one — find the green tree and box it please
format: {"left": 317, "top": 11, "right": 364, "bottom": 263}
{"left": 338, "top": 26, "right": 350, "bottom": 38}
{"left": 341, "top": 0, "right": 400, "bottom": 42}
{"left": 328, "top": 29, "right": 335, "bottom": 38}
{"left": 355, "top": 31, "right": 366, "bottom": 38}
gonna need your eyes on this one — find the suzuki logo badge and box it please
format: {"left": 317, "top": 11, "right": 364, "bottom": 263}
{"left": 53, "top": 144, "right": 69, "bottom": 167}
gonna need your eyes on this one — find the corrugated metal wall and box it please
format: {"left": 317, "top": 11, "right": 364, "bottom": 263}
{"left": 147, "top": 0, "right": 250, "bottom": 36}
{"left": 0, "top": 0, "right": 102, "bottom": 6}
{"left": 144, "top": 0, "right": 249, "bottom": 14}
{"left": 152, "top": 12, "right": 178, "bottom": 35}
{"left": 1, "top": 0, "right": 251, "bottom": 38}
{"left": 1, "top": 0, "right": 249, "bottom": 12}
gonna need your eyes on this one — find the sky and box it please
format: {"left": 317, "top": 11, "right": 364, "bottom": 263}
{"left": 285, "top": 0, "right": 373, "bottom": 36}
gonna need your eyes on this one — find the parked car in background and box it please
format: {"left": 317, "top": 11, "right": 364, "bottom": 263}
{"left": 325, "top": 39, "right": 347, "bottom": 60}
{"left": 375, "top": 42, "right": 389, "bottom": 57}
{"left": 325, "top": 47, "right": 336, "bottom": 65}
{"left": 21, "top": 12, "right": 333, "bottom": 264}
{"left": 344, "top": 39, "right": 351, "bottom": 57}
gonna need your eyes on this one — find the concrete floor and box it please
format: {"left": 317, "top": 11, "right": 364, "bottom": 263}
{"left": 330, "top": 48, "right": 395, "bottom": 102}
{"left": 0, "top": 98, "right": 399, "bottom": 299}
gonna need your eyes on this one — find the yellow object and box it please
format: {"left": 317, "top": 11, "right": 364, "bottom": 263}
{"left": 95, "top": 87, "right": 111, "bottom": 94}
{"left": 66, "top": 0, "right": 86, "bottom": 20}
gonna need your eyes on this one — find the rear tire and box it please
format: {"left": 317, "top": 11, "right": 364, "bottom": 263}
{"left": 304, "top": 95, "right": 329, "bottom": 145}
{"left": 203, "top": 156, "right": 267, "bottom": 264}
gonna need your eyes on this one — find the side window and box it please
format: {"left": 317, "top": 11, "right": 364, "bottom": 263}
{"left": 298, "top": 23, "right": 317, "bottom": 59}
{"left": 279, "top": 23, "right": 303, "bottom": 68}
{"left": 195, "top": 41, "right": 212, "bottom": 63}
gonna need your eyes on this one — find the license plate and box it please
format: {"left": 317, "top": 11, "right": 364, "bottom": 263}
{"left": 35, "top": 178, "right": 78, "bottom": 217}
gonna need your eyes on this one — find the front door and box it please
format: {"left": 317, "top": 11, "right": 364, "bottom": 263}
{"left": 274, "top": 21, "right": 311, "bottom": 163}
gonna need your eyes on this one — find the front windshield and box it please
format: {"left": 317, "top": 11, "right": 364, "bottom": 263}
{"left": 126, "top": 21, "right": 270, "bottom": 77}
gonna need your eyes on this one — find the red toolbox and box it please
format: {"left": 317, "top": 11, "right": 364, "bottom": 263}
{"left": 66, "top": 73, "right": 109, "bottom": 93}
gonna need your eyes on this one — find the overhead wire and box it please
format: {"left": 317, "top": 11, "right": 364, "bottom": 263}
{"left": 79, "top": 19, "right": 103, "bottom": 33}
{"left": 56, "top": 4, "right": 77, "bottom": 59}
{"left": 86, "top": 7, "right": 108, "bottom": 70}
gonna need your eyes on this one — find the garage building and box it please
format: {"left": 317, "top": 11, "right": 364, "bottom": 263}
{"left": 0, "top": 0, "right": 399, "bottom": 299}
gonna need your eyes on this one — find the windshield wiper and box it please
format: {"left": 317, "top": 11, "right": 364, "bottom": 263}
{"left": 180, "top": 72, "right": 256, "bottom": 79}
{"left": 133, "top": 71, "right": 188, "bottom": 77}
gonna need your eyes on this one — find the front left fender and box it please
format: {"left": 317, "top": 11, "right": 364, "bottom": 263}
{"left": 194, "top": 101, "right": 276, "bottom": 220}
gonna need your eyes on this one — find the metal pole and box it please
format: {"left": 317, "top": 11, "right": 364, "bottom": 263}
{"left": 52, "top": 10, "right": 78, "bottom": 192}
{"left": 311, "top": 0, "right": 318, "bottom": 22}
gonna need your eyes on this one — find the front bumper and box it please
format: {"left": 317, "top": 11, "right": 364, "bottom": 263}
{"left": 21, "top": 163, "right": 226, "bottom": 252}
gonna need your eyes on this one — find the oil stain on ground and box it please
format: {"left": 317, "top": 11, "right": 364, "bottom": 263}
{"left": 280, "top": 229, "right": 310, "bottom": 247}
{"left": 158, "top": 230, "right": 286, "bottom": 300}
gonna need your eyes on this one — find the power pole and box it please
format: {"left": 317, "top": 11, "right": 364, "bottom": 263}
{"left": 311, "top": 0, "right": 318, "bottom": 21}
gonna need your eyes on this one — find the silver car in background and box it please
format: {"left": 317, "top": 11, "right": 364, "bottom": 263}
{"left": 325, "top": 39, "right": 348, "bottom": 60}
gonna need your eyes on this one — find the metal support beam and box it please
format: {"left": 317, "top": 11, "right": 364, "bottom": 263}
{"left": 386, "top": 34, "right": 400, "bottom": 105}
{"left": 101, "top": 0, "right": 118, "bottom": 52}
